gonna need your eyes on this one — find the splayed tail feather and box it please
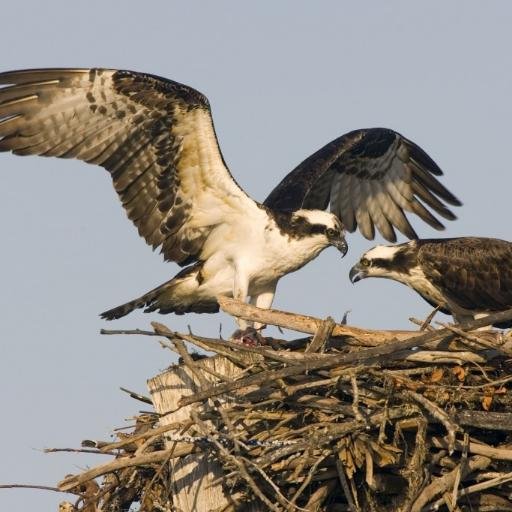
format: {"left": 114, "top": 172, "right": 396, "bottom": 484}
{"left": 100, "top": 289, "right": 162, "bottom": 320}
{"left": 100, "top": 263, "right": 219, "bottom": 320}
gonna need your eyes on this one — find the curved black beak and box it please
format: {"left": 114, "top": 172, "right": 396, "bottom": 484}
{"left": 333, "top": 238, "right": 348, "bottom": 258}
{"left": 349, "top": 263, "right": 365, "bottom": 283}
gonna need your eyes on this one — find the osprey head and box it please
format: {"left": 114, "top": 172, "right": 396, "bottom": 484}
{"left": 349, "top": 243, "right": 417, "bottom": 283}
{"left": 291, "top": 210, "right": 347, "bottom": 257}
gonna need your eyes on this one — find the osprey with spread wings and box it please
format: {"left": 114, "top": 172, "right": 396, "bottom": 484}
{"left": 0, "top": 68, "right": 461, "bottom": 330}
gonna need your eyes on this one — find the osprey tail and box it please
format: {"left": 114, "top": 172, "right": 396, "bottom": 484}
{"left": 100, "top": 263, "right": 219, "bottom": 320}
{"left": 100, "top": 290, "right": 160, "bottom": 320}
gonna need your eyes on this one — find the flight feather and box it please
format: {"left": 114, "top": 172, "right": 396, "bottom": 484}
{"left": 264, "top": 128, "right": 462, "bottom": 242}
{"left": 0, "top": 68, "right": 255, "bottom": 265}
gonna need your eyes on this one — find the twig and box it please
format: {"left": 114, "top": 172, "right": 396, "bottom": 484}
{"left": 336, "top": 458, "right": 359, "bottom": 512}
{"left": 99, "top": 420, "right": 191, "bottom": 452}
{"left": 44, "top": 447, "right": 117, "bottom": 456}
{"left": 420, "top": 306, "right": 441, "bottom": 330}
{"left": 437, "top": 322, "right": 505, "bottom": 352}
{"left": 305, "top": 317, "right": 336, "bottom": 353}
{"left": 0, "top": 484, "right": 69, "bottom": 494}
{"left": 288, "top": 450, "right": 330, "bottom": 508}
{"left": 409, "top": 317, "right": 435, "bottom": 331}
{"left": 450, "top": 433, "right": 469, "bottom": 509}
{"left": 100, "top": 328, "right": 156, "bottom": 336}
{"left": 453, "top": 410, "right": 512, "bottom": 431}
{"left": 404, "top": 350, "right": 486, "bottom": 364}
{"left": 402, "top": 390, "right": 459, "bottom": 454}
{"left": 153, "top": 322, "right": 307, "bottom": 367}
{"left": 138, "top": 445, "right": 176, "bottom": 509}
{"left": 58, "top": 445, "right": 198, "bottom": 492}
{"left": 410, "top": 455, "right": 491, "bottom": 512}
{"left": 429, "top": 470, "right": 512, "bottom": 510}
{"left": 431, "top": 436, "right": 512, "bottom": 461}
{"left": 458, "top": 471, "right": 512, "bottom": 498}
{"left": 170, "top": 335, "right": 210, "bottom": 387}
{"left": 304, "top": 479, "right": 337, "bottom": 510}
{"left": 243, "top": 455, "right": 309, "bottom": 511}
{"left": 365, "top": 449, "right": 375, "bottom": 490}
{"left": 350, "top": 374, "right": 365, "bottom": 423}
{"left": 119, "top": 386, "right": 152, "bottom": 404}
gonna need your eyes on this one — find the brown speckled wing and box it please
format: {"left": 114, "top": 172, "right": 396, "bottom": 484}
{"left": 418, "top": 237, "right": 512, "bottom": 311}
{"left": 0, "top": 68, "right": 252, "bottom": 265}
{"left": 264, "top": 128, "right": 462, "bottom": 242}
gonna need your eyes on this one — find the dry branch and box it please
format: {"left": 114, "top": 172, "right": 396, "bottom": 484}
{"left": 218, "top": 297, "right": 512, "bottom": 344}
{"left": 58, "top": 444, "right": 197, "bottom": 492}
{"left": 218, "top": 296, "right": 414, "bottom": 344}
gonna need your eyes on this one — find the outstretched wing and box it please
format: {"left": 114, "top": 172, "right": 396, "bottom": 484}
{"left": 264, "top": 128, "right": 461, "bottom": 242}
{"left": 0, "top": 68, "right": 256, "bottom": 265}
{"left": 418, "top": 238, "right": 512, "bottom": 311}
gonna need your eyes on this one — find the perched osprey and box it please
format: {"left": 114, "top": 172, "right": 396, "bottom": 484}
{"left": 0, "top": 68, "right": 461, "bottom": 330}
{"left": 349, "top": 237, "right": 512, "bottom": 327}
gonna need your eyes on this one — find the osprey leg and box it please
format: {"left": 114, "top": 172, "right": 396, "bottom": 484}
{"left": 232, "top": 266, "right": 250, "bottom": 329}
{"left": 250, "top": 287, "right": 276, "bottom": 329}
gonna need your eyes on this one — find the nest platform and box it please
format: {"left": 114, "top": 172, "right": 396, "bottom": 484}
{"left": 51, "top": 298, "right": 512, "bottom": 512}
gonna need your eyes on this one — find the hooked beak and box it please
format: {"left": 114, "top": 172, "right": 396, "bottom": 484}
{"left": 349, "top": 263, "right": 366, "bottom": 284}
{"left": 333, "top": 238, "right": 348, "bottom": 258}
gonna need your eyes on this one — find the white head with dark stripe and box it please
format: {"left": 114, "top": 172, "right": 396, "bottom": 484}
{"left": 349, "top": 242, "right": 418, "bottom": 284}
{"left": 274, "top": 209, "right": 348, "bottom": 256}
{"left": 299, "top": 210, "right": 348, "bottom": 255}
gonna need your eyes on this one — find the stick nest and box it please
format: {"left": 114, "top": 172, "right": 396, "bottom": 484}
{"left": 56, "top": 304, "right": 512, "bottom": 512}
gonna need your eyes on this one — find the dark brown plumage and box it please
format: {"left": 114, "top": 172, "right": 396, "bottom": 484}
{"left": 265, "top": 128, "right": 462, "bottom": 242}
{"left": 351, "top": 237, "right": 512, "bottom": 328}
{"left": 417, "top": 238, "right": 512, "bottom": 316}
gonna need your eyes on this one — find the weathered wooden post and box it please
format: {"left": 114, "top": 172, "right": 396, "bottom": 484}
{"left": 148, "top": 355, "right": 265, "bottom": 511}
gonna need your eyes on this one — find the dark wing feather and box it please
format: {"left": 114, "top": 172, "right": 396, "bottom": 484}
{"left": 0, "top": 68, "right": 254, "bottom": 265}
{"left": 418, "top": 237, "right": 512, "bottom": 311}
{"left": 264, "top": 128, "right": 462, "bottom": 242}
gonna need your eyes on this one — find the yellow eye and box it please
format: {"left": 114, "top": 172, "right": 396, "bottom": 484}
{"left": 360, "top": 258, "right": 370, "bottom": 267}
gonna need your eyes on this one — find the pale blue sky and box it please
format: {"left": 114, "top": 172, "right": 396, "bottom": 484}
{"left": 1, "top": 2, "right": 511, "bottom": 510}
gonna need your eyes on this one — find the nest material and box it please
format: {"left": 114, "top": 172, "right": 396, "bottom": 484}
{"left": 57, "top": 303, "right": 512, "bottom": 512}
